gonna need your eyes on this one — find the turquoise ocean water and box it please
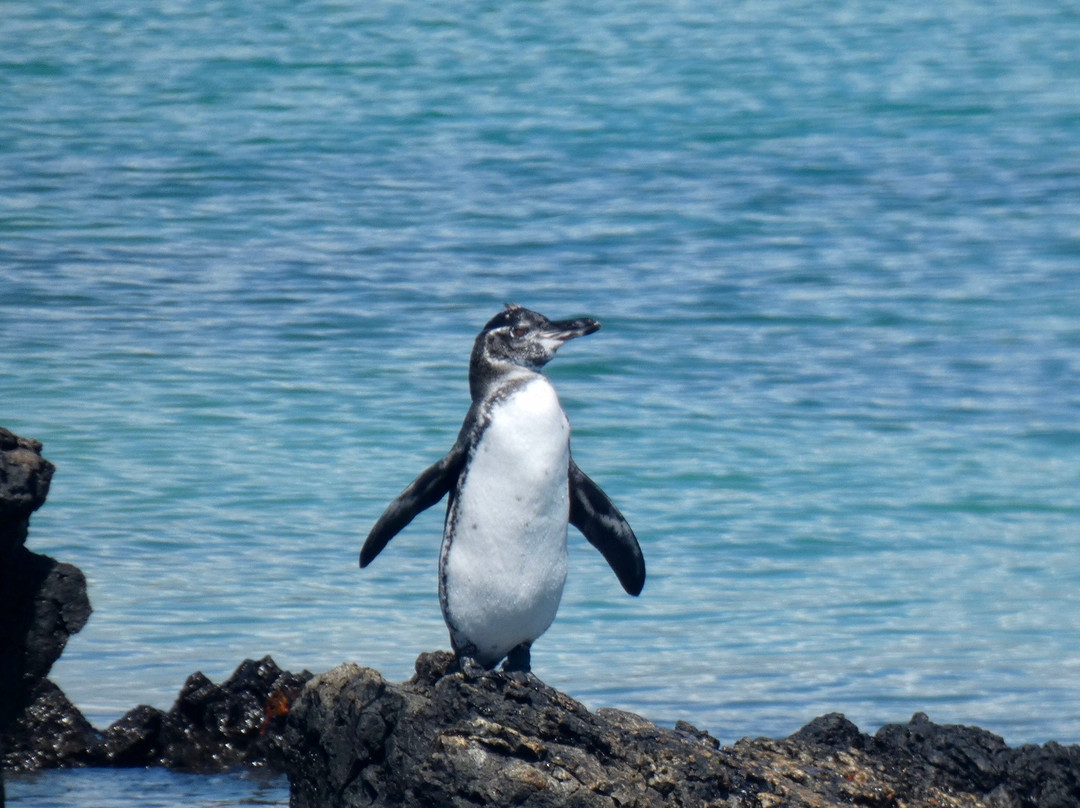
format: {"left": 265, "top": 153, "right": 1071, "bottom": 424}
{"left": 4, "top": 0, "right": 1080, "bottom": 804}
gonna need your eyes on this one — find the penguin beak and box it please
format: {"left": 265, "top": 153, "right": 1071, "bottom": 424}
{"left": 538, "top": 317, "right": 601, "bottom": 344}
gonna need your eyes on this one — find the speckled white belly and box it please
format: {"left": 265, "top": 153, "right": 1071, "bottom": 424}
{"left": 440, "top": 376, "right": 571, "bottom": 665}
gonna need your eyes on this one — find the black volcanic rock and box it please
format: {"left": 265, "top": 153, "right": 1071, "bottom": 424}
{"left": 873, "top": 710, "right": 1011, "bottom": 795}
{"left": 0, "top": 427, "right": 54, "bottom": 549}
{"left": 1004, "top": 741, "right": 1080, "bottom": 808}
{"left": 3, "top": 656, "right": 312, "bottom": 773}
{"left": 870, "top": 712, "right": 1080, "bottom": 808}
{"left": 98, "top": 656, "right": 313, "bottom": 772}
{"left": 2, "top": 552, "right": 91, "bottom": 691}
{"left": 0, "top": 427, "right": 90, "bottom": 716}
{"left": 149, "top": 655, "right": 313, "bottom": 771}
{"left": 284, "top": 652, "right": 752, "bottom": 808}
{"left": 1, "top": 427, "right": 93, "bottom": 806}
{"left": 0, "top": 427, "right": 314, "bottom": 784}
{"left": 284, "top": 652, "right": 1080, "bottom": 808}
{"left": 99, "top": 705, "right": 166, "bottom": 767}
{"left": 1, "top": 680, "right": 102, "bottom": 771}
{"left": 787, "top": 711, "right": 866, "bottom": 750}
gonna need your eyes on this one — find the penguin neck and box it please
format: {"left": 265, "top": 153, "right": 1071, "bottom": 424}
{"left": 469, "top": 346, "right": 540, "bottom": 402}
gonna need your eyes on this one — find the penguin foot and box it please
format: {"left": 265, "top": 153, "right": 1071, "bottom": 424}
{"left": 504, "top": 669, "right": 541, "bottom": 686}
{"left": 501, "top": 643, "right": 532, "bottom": 674}
{"left": 453, "top": 654, "right": 489, "bottom": 680}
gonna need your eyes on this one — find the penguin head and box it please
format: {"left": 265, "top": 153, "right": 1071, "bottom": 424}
{"left": 470, "top": 303, "right": 600, "bottom": 397}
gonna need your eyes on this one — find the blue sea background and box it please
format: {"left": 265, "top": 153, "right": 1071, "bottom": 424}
{"left": 4, "top": 0, "right": 1080, "bottom": 804}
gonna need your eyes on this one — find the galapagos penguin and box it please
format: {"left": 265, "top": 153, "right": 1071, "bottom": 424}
{"left": 360, "top": 304, "right": 645, "bottom": 673}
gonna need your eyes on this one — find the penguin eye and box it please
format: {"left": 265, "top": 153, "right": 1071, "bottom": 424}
{"left": 511, "top": 327, "right": 528, "bottom": 339}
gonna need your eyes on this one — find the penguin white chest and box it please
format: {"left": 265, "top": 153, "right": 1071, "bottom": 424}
{"left": 441, "top": 377, "right": 572, "bottom": 665}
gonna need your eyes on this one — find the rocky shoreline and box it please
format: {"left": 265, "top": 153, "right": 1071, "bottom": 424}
{"left": 4, "top": 425, "right": 1079, "bottom": 807}
{"left": 4, "top": 651, "right": 1080, "bottom": 808}
{"left": 1, "top": 655, "right": 311, "bottom": 774}
{"left": 0, "top": 426, "right": 313, "bottom": 790}
{"left": 281, "top": 651, "right": 1080, "bottom": 808}
{"left": 1, "top": 426, "right": 91, "bottom": 806}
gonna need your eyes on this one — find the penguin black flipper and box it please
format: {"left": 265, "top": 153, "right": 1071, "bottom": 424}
{"left": 568, "top": 457, "right": 646, "bottom": 596}
{"left": 360, "top": 442, "right": 468, "bottom": 568}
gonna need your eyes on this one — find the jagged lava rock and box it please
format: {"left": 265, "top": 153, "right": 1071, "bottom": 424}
{"left": 284, "top": 651, "right": 747, "bottom": 808}
{"left": 870, "top": 712, "right": 1080, "bottom": 808}
{"left": 0, "top": 427, "right": 312, "bottom": 780}
{"left": 0, "top": 427, "right": 91, "bottom": 710}
{"left": 100, "top": 655, "right": 313, "bottom": 771}
{"left": 285, "top": 654, "right": 1080, "bottom": 808}
{"left": 0, "top": 426, "right": 54, "bottom": 549}
{"left": 1, "top": 680, "right": 102, "bottom": 771}
{"left": 1, "top": 425, "right": 93, "bottom": 808}
{"left": 2, "top": 656, "right": 311, "bottom": 773}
